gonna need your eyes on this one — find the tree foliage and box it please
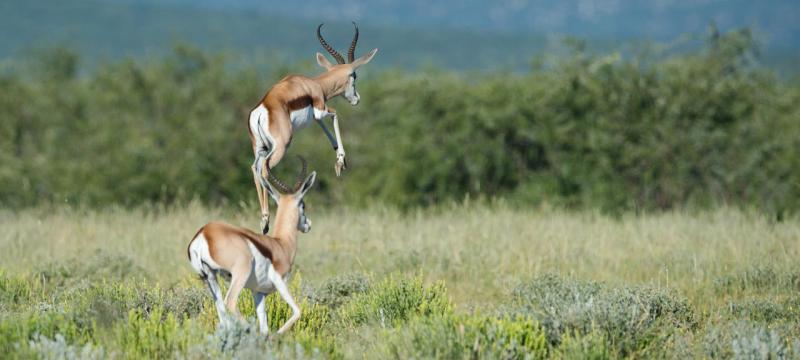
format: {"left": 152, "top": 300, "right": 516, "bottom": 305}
{"left": 1, "top": 30, "right": 798, "bottom": 213}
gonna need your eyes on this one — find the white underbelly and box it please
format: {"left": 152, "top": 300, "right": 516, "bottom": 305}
{"left": 290, "top": 106, "right": 314, "bottom": 129}
{"left": 244, "top": 242, "right": 277, "bottom": 293}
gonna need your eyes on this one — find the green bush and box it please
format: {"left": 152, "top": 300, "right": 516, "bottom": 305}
{"left": 113, "top": 307, "right": 197, "bottom": 359}
{"left": 381, "top": 314, "right": 548, "bottom": 359}
{"left": 0, "top": 310, "right": 93, "bottom": 357}
{"left": 553, "top": 331, "right": 611, "bottom": 360}
{"left": 510, "top": 274, "right": 695, "bottom": 356}
{"left": 337, "top": 275, "right": 451, "bottom": 327}
{"left": 1, "top": 29, "right": 799, "bottom": 212}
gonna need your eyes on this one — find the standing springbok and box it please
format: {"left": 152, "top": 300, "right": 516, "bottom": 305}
{"left": 249, "top": 22, "right": 378, "bottom": 234}
{"left": 187, "top": 159, "right": 316, "bottom": 335}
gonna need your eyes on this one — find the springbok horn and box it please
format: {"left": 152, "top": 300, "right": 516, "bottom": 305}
{"left": 347, "top": 22, "right": 359, "bottom": 63}
{"left": 267, "top": 169, "right": 294, "bottom": 194}
{"left": 317, "top": 24, "right": 345, "bottom": 64}
{"left": 293, "top": 156, "right": 308, "bottom": 192}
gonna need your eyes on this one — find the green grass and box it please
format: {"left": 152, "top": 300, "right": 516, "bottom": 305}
{"left": 1, "top": 203, "right": 799, "bottom": 358}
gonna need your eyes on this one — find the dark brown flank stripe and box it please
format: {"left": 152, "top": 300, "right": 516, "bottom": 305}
{"left": 287, "top": 95, "right": 312, "bottom": 112}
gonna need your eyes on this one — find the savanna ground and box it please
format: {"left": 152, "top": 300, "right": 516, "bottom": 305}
{"left": 1, "top": 203, "right": 799, "bottom": 359}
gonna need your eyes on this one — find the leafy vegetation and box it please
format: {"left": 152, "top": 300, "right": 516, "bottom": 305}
{"left": 1, "top": 29, "right": 798, "bottom": 213}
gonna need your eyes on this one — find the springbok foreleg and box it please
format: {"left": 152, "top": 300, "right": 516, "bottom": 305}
{"left": 268, "top": 267, "right": 300, "bottom": 334}
{"left": 314, "top": 106, "right": 346, "bottom": 176}
{"left": 331, "top": 113, "right": 346, "bottom": 176}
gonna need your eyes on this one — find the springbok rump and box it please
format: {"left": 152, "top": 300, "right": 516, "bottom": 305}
{"left": 187, "top": 158, "right": 317, "bottom": 335}
{"left": 249, "top": 22, "right": 378, "bottom": 234}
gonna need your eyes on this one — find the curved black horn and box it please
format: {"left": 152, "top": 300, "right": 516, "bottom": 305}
{"left": 347, "top": 21, "right": 359, "bottom": 63}
{"left": 267, "top": 170, "right": 294, "bottom": 194}
{"left": 293, "top": 156, "right": 308, "bottom": 192}
{"left": 317, "top": 23, "right": 345, "bottom": 64}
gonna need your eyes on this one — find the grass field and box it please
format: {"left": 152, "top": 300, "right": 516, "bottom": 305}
{"left": 1, "top": 203, "right": 799, "bottom": 358}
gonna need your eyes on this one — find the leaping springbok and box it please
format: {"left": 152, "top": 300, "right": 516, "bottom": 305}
{"left": 187, "top": 158, "right": 316, "bottom": 335}
{"left": 249, "top": 22, "right": 378, "bottom": 234}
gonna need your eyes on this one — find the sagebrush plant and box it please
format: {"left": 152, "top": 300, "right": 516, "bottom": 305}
{"left": 703, "top": 321, "right": 800, "bottom": 359}
{"left": 510, "top": 274, "right": 696, "bottom": 356}
{"left": 306, "top": 272, "right": 370, "bottom": 309}
{"left": 28, "top": 333, "right": 106, "bottom": 360}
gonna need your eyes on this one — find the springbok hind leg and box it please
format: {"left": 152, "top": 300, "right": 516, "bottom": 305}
{"left": 203, "top": 268, "right": 229, "bottom": 326}
{"left": 268, "top": 266, "right": 300, "bottom": 334}
{"left": 252, "top": 159, "right": 269, "bottom": 234}
{"left": 253, "top": 292, "right": 269, "bottom": 335}
{"left": 223, "top": 261, "right": 251, "bottom": 323}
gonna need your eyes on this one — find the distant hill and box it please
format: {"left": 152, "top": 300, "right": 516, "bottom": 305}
{"left": 1, "top": 0, "right": 797, "bottom": 72}
{"left": 152, "top": 0, "right": 799, "bottom": 48}
{"left": 0, "top": 0, "right": 551, "bottom": 71}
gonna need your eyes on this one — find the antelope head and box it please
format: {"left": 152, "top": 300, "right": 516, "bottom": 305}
{"left": 316, "top": 22, "right": 378, "bottom": 106}
{"left": 264, "top": 157, "right": 317, "bottom": 233}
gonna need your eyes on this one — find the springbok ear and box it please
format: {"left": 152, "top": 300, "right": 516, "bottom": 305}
{"left": 351, "top": 48, "right": 378, "bottom": 69}
{"left": 297, "top": 171, "right": 317, "bottom": 199}
{"left": 316, "top": 52, "right": 334, "bottom": 69}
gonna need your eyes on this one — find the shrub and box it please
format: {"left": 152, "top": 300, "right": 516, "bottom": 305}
{"left": 553, "top": 331, "right": 611, "bottom": 360}
{"left": 113, "top": 307, "right": 197, "bottom": 359}
{"left": 307, "top": 273, "right": 370, "bottom": 309}
{"left": 510, "top": 274, "right": 695, "bottom": 356}
{"left": 184, "top": 320, "right": 334, "bottom": 360}
{"left": 29, "top": 334, "right": 106, "bottom": 360}
{"left": 703, "top": 321, "right": 799, "bottom": 359}
{"left": 337, "top": 275, "right": 452, "bottom": 328}
{"left": 0, "top": 311, "right": 92, "bottom": 357}
{"left": 56, "top": 280, "right": 206, "bottom": 330}
{"left": 382, "top": 314, "right": 548, "bottom": 359}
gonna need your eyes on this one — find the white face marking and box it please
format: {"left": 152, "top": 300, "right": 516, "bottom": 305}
{"left": 289, "top": 106, "right": 314, "bottom": 129}
{"left": 297, "top": 201, "right": 311, "bottom": 233}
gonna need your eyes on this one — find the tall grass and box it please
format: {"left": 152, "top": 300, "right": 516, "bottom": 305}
{"left": 1, "top": 203, "right": 797, "bottom": 306}
{"left": 1, "top": 204, "right": 798, "bottom": 358}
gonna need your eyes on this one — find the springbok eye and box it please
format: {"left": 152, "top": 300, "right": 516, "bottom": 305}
{"left": 350, "top": 72, "right": 357, "bottom": 80}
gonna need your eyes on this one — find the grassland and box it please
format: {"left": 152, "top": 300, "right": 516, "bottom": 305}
{"left": 1, "top": 203, "right": 799, "bottom": 358}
